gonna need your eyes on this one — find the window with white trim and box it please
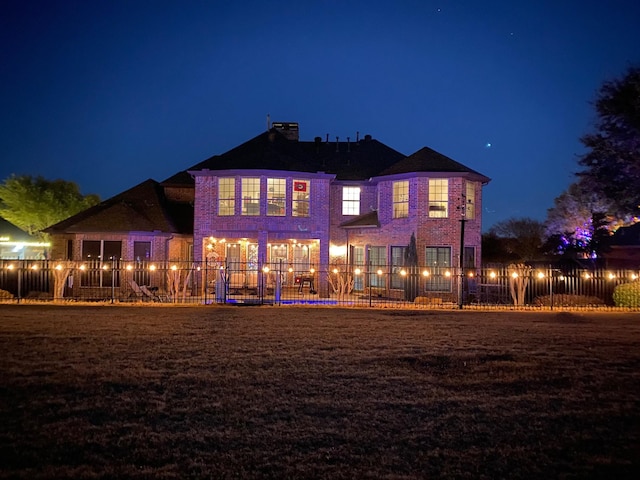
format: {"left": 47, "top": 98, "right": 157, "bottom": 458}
{"left": 241, "top": 178, "right": 260, "bottom": 216}
{"left": 292, "top": 179, "right": 310, "bottom": 217}
{"left": 218, "top": 177, "right": 235, "bottom": 216}
{"left": 428, "top": 179, "right": 448, "bottom": 217}
{"left": 465, "top": 182, "right": 475, "bottom": 220}
{"left": 267, "top": 178, "right": 286, "bottom": 216}
{"left": 425, "top": 246, "right": 451, "bottom": 291}
{"left": 342, "top": 186, "right": 361, "bottom": 215}
{"left": 392, "top": 181, "right": 409, "bottom": 218}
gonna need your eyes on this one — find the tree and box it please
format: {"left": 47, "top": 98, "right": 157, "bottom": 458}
{"left": 578, "top": 66, "right": 640, "bottom": 219}
{"left": 487, "top": 217, "right": 546, "bottom": 262}
{"left": 403, "top": 232, "right": 419, "bottom": 301}
{"left": 0, "top": 175, "right": 100, "bottom": 241}
{"left": 545, "top": 181, "right": 615, "bottom": 257}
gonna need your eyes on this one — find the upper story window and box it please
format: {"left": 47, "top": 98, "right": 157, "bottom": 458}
{"left": 428, "top": 179, "right": 448, "bottom": 218}
{"left": 342, "top": 186, "right": 361, "bottom": 215}
{"left": 292, "top": 180, "right": 310, "bottom": 217}
{"left": 241, "top": 178, "right": 260, "bottom": 216}
{"left": 267, "top": 178, "right": 286, "bottom": 216}
{"left": 465, "top": 182, "right": 475, "bottom": 220}
{"left": 392, "top": 181, "right": 409, "bottom": 218}
{"left": 218, "top": 177, "right": 235, "bottom": 216}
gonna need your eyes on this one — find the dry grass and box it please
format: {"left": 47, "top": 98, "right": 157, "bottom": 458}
{"left": 0, "top": 305, "right": 639, "bottom": 479}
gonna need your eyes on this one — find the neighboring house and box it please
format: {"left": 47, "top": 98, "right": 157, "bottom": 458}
{"left": 603, "top": 222, "right": 640, "bottom": 269}
{"left": 0, "top": 216, "right": 49, "bottom": 259}
{"left": 46, "top": 122, "right": 490, "bottom": 300}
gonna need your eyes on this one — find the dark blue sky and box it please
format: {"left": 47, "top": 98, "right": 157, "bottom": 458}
{"left": 2, "top": 0, "right": 639, "bottom": 230}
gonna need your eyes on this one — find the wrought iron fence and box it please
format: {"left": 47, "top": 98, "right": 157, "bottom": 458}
{"left": 0, "top": 259, "right": 638, "bottom": 309}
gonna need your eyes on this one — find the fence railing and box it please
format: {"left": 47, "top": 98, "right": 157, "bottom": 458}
{"left": 0, "top": 259, "right": 638, "bottom": 309}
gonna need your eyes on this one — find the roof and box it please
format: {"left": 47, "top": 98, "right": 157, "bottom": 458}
{"left": 0, "top": 216, "right": 32, "bottom": 241}
{"left": 377, "top": 146, "right": 491, "bottom": 183}
{"left": 339, "top": 210, "right": 380, "bottom": 229}
{"left": 188, "top": 129, "right": 407, "bottom": 181}
{"left": 45, "top": 179, "right": 193, "bottom": 235}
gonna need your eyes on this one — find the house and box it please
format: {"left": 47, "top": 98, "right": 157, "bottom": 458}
{"left": 46, "top": 122, "right": 490, "bottom": 301}
{"left": 0, "top": 216, "right": 50, "bottom": 259}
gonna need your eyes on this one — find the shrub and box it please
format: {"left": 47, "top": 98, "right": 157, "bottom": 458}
{"left": 613, "top": 281, "right": 640, "bottom": 308}
{"left": 0, "top": 289, "right": 14, "bottom": 300}
{"left": 533, "top": 294, "right": 605, "bottom": 307}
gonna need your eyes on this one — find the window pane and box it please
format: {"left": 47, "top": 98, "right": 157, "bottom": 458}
{"left": 267, "top": 178, "right": 286, "bottom": 216}
{"left": 368, "top": 246, "right": 386, "bottom": 288}
{"left": 82, "top": 240, "right": 101, "bottom": 260}
{"left": 241, "top": 178, "right": 260, "bottom": 216}
{"left": 465, "top": 182, "right": 475, "bottom": 219}
{"left": 425, "top": 246, "right": 451, "bottom": 291}
{"left": 428, "top": 179, "right": 448, "bottom": 218}
{"left": 133, "top": 241, "right": 151, "bottom": 261}
{"left": 292, "top": 180, "right": 310, "bottom": 217}
{"left": 218, "top": 177, "right": 235, "bottom": 216}
{"left": 342, "top": 186, "right": 360, "bottom": 215}
{"left": 390, "top": 246, "right": 406, "bottom": 288}
{"left": 393, "top": 181, "right": 409, "bottom": 218}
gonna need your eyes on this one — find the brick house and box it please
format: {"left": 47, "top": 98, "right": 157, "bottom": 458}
{"left": 46, "top": 122, "right": 490, "bottom": 300}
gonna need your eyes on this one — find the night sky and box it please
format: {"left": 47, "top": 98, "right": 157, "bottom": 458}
{"left": 2, "top": 0, "right": 639, "bottom": 230}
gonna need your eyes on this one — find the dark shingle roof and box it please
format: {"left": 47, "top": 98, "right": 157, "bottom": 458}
{"left": 0, "top": 216, "right": 32, "bottom": 241}
{"left": 188, "top": 129, "right": 406, "bottom": 181}
{"left": 45, "top": 179, "right": 193, "bottom": 235}
{"left": 378, "top": 146, "right": 490, "bottom": 182}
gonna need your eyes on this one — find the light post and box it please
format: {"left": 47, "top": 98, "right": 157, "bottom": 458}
{"left": 458, "top": 218, "right": 467, "bottom": 309}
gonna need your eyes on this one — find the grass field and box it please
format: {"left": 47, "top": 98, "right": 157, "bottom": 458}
{"left": 0, "top": 305, "right": 639, "bottom": 479}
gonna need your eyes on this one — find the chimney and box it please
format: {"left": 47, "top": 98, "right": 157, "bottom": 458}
{"left": 364, "top": 134, "right": 372, "bottom": 142}
{"left": 271, "top": 122, "right": 299, "bottom": 141}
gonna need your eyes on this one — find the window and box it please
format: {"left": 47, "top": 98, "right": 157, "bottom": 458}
{"left": 342, "top": 186, "right": 361, "bottom": 215}
{"left": 218, "top": 178, "right": 235, "bottom": 216}
{"left": 241, "top": 178, "right": 260, "bottom": 216}
{"left": 390, "top": 246, "right": 406, "bottom": 289}
{"left": 267, "top": 178, "right": 286, "bottom": 216}
{"left": 425, "top": 246, "right": 451, "bottom": 291}
{"left": 81, "top": 240, "right": 122, "bottom": 287}
{"left": 393, "top": 181, "right": 409, "bottom": 218}
{"left": 368, "top": 246, "right": 386, "bottom": 288}
{"left": 133, "top": 241, "right": 151, "bottom": 285}
{"left": 464, "top": 246, "right": 475, "bottom": 271}
{"left": 465, "top": 182, "right": 475, "bottom": 219}
{"left": 428, "top": 179, "right": 448, "bottom": 218}
{"left": 269, "top": 244, "right": 288, "bottom": 269}
{"left": 292, "top": 179, "right": 310, "bottom": 217}
{"left": 350, "top": 246, "right": 365, "bottom": 291}
{"left": 226, "top": 243, "right": 241, "bottom": 269}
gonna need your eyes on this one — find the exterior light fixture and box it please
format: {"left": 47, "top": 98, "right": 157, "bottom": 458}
{"left": 171, "top": 265, "right": 178, "bottom": 271}
{"left": 400, "top": 269, "right": 407, "bottom": 276}
{"left": 377, "top": 269, "right": 383, "bottom": 275}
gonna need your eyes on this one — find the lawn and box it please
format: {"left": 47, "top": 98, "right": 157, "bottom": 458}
{"left": 0, "top": 305, "right": 639, "bottom": 479}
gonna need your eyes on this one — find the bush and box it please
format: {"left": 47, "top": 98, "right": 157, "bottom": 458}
{"left": 0, "top": 289, "right": 14, "bottom": 300}
{"left": 613, "top": 281, "right": 640, "bottom": 308}
{"left": 533, "top": 294, "right": 605, "bottom": 307}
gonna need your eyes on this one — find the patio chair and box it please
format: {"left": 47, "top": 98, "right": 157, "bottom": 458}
{"left": 128, "top": 280, "right": 146, "bottom": 301}
{"left": 140, "top": 284, "right": 169, "bottom": 302}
